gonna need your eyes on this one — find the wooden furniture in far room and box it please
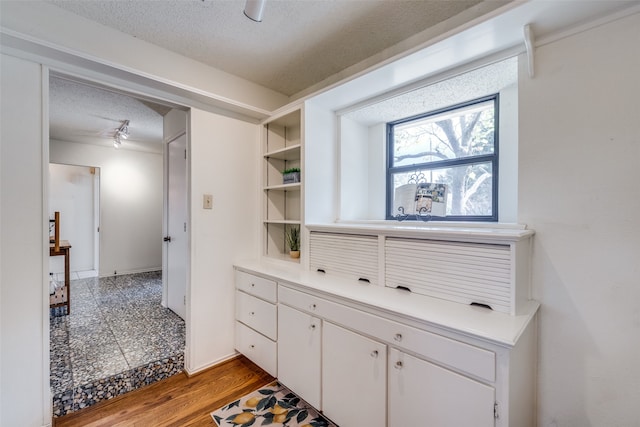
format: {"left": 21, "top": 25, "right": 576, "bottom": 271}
{"left": 49, "top": 210, "right": 71, "bottom": 314}
{"left": 50, "top": 240, "right": 71, "bottom": 314}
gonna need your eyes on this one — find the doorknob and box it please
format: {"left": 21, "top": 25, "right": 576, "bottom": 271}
{"left": 163, "top": 236, "right": 172, "bottom": 242}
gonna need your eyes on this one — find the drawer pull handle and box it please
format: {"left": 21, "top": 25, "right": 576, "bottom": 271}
{"left": 395, "top": 361, "right": 403, "bottom": 369}
{"left": 394, "top": 333, "right": 403, "bottom": 342}
{"left": 310, "top": 303, "right": 317, "bottom": 310}
{"left": 370, "top": 350, "right": 378, "bottom": 358}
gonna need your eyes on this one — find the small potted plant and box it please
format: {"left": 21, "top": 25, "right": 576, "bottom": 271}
{"left": 285, "top": 226, "right": 300, "bottom": 259}
{"left": 282, "top": 167, "right": 301, "bottom": 184}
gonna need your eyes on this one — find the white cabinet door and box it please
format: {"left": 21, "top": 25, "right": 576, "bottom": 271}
{"left": 277, "top": 304, "right": 321, "bottom": 409}
{"left": 322, "top": 322, "right": 387, "bottom": 427}
{"left": 389, "top": 348, "right": 495, "bottom": 427}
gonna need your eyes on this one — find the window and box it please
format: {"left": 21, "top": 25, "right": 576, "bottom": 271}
{"left": 387, "top": 94, "right": 499, "bottom": 221}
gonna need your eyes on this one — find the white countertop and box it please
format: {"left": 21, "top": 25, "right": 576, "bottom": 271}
{"left": 235, "top": 258, "right": 539, "bottom": 348}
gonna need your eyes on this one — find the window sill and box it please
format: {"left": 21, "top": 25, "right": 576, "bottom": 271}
{"left": 306, "top": 220, "right": 533, "bottom": 244}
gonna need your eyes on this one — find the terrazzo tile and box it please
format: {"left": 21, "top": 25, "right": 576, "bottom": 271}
{"left": 129, "top": 354, "right": 184, "bottom": 389}
{"left": 74, "top": 372, "right": 132, "bottom": 410}
{"left": 51, "top": 271, "right": 185, "bottom": 417}
{"left": 52, "top": 388, "right": 76, "bottom": 417}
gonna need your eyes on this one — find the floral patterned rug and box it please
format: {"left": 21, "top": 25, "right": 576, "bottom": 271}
{"left": 211, "top": 381, "right": 337, "bottom": 426}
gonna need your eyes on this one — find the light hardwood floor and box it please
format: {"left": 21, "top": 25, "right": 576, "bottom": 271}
{"left": 53, "top": 356, "right": 273, "bottom": 427}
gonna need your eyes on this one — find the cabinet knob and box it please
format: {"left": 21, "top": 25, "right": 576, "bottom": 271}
{"left": 251, "top": 283, "right": 255, "bottom": 287}
{"left": 394, "top": 361, "right": 403, "bottom": 369}
{"left": 310, "top": 303, "right": 317, "bottom": 310}
{"left": 250, "top": 344, "right": 255, "bottom": 349}
{"left": 309, "top": 324, "right": 316, "bottom": 330}
{"left": 370, "top": 350, "right": 378, "bottom": 358}
{"left": 250, "top": 311, "right": 255, "bottom": 316}
{"left": 394, "top": 333, "right": 403, "bottom": 342}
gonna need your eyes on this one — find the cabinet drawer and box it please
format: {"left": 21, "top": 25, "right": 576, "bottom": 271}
{"left": 279, "top": 285, "right": 495, "bottom": 383}
{"left": 235, "top": 270, "right": 277, "bottom": 303}
{"left": 236, "top": 290, "right": 277, "bottom": 340}
{"left": 235, "top": 321, "right": 277, "bottom": 377}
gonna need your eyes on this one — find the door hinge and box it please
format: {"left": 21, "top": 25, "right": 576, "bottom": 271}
{"left": 183, "top": 295, "right": 186, "bottom": 305}
{"left": 494, "top": 402, "right": 500, "bottom": 419}
{"left": 184, "top": 149, "right": 187, "bottom": 160}
{"left": 183, "top": 222, "right": 187, "bottom": 232}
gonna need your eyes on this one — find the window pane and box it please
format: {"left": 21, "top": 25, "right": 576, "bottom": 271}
{"left": 392, "top": 100, "right": 495, "bottom": 167}
{"left": 390, "top": 162, "right": 493, "bottom": 217}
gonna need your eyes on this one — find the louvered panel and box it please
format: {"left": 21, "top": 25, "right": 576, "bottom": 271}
{"left": 385, "top": 238, "right": 512, "bottom": 313}
{"left": 310, "top": 232, "right": 378, "bottom": 285}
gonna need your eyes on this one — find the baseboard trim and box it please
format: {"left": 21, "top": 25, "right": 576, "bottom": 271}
{"left": 99, "top": 267, "right": 161, "bottom": 278}
{"left": 184, "top": 352, "right": 240, "bottom": 378}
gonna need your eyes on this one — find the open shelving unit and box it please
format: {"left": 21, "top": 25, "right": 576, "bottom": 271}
{"left": 262, "top": 108, "right": 303, "bottom": 262}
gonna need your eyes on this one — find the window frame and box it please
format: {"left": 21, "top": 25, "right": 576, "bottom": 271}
{"left": 386, "top": 94, "right": 500, "bottom": 222}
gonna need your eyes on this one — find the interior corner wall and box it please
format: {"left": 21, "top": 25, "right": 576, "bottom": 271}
{"left": 518, "top": 13, "right": 640, "bottom": 425}
{"left": 187, "top": 108, "right": 259, "bottom": 373}
{"left": 49, "top": 140, "right": 163, "bottom": 277}
{"left": 1, "top": 54, "right": 49, "bottom": 427}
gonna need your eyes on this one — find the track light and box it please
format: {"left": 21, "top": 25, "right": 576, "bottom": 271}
{"left": 244, "top": 0, "right": 266, "bottom": 22}
{"left": 113, "top": 120, "right": 129, "bottom": 148}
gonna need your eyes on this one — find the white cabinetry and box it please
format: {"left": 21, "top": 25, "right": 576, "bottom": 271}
{"left": 388, "top": 348, "right": 495, "bottom": 427}
{"left": 277, "top": 303, "right": 321, "bottom": 409}
{"left": 234, "top": 262, "right": 538, "bottom": 427}
{"left": 322, "top": 321, "right": 387, "bottom": 427}
{"left": 234, "top": 270, "right": 277, "bottom": 376}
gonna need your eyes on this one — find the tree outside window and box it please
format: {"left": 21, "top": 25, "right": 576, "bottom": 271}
{"left": 387, "top": 95, "right": 498, "bottom": 221}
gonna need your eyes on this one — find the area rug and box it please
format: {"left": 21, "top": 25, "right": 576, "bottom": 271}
{"left": 211, "top": 381, "right": 337, "bottom": 426}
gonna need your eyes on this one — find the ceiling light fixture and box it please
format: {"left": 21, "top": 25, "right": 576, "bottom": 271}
{"left": 244, "top": 0, "right": 266, "bottom": 22}
{"left": 113, "top": 120, "right": 129, "bottom": 148}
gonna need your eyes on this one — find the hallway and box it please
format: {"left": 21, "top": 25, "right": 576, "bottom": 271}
{"left": 50, "top": 271, "right": 185, "bottom": 417}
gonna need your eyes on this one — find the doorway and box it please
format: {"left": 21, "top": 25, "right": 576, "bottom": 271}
{"left": 48, "top": 75, "right": 189, "bottom": 417}
{"left": 49, "top": 163, "right": 100, "bottom": 278}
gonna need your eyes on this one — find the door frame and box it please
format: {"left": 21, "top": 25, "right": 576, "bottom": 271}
{"left": 43, "top": 68, "right": 192, "bottom": 391}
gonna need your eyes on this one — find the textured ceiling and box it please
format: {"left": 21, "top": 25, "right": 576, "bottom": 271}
{"left": 45, "top": 0, "right": 511, "bottom": 151}
{"left": 50, "top": 77, "right": 168, "bottom": 152}
{"left": 344, "top": 57, "right": 518, "bottom": 126}
{"left": 47, "top": 0, "right": 491, "bottom": 97}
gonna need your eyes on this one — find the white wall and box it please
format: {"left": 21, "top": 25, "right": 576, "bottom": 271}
{"left": 0, "top": 54, "right": 50, "bottom": 427}
{"left": 187, "top": 108, "right": 259, "bottom": 373}
{"left": 49, "top": 163, "right": 97, "bottom": 273}
{"left": 519, "top": 13, "right": 640, "bottom": 426}
{"left": 50, "top": 140, "right": 163, "bottom": 277}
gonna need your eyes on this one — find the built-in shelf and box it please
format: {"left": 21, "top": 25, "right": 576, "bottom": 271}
{"left": 264, "top": 219, "right": 302, "bottom": 225}
{"left": 264, "top": 144, "right": 301, "bottom": 161}
{"left": 262, "top": 108, "right": 303, "bottom": 263}
{"left": 264, "top": 183, "right": 301, "bottom": 191}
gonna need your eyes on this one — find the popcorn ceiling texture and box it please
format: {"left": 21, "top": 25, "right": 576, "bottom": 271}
{"left": 343, "top": 57, "right": 518, "bottom": 126}
{"left": 47, "top": 0, "right": 496, "bottom": 96}
{"left": 49, "top": 77, "right": 166, "bottom": 151}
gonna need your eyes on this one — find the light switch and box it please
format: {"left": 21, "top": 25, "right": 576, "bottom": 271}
{"left": 203, "top": 194, "right": 213, "bottom": 209}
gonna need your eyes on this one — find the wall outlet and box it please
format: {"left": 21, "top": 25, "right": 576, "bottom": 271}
{"left": 203, "top": 194, "right": 213, "bottom": 209}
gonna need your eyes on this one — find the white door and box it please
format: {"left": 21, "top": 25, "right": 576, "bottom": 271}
{"left": 277, "top": 304, "right": 321, "bottom": 409}
{"left": 389, "top": 348, "right": 495, "bottom": 427}
{"left": 166, "top": 133, "right": 187, "bottom": 319}
{"left": 322, "top": 321, "right": 387, "bottom": 427}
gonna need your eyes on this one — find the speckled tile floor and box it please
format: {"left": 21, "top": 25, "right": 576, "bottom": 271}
{"left": 50, "top": 271, "right": 185, "bottom": 417}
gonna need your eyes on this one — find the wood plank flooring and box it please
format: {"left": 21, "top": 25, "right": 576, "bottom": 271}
{"left": 53, "top": 356, "right": 273, "bottom": 427}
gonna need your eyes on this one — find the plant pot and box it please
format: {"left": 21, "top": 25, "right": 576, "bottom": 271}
{"left": 283, "top": 172, "right": 300, "bottom": 184}
{"left": 289, "top": 250, "right": 300, "bottom": 259}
